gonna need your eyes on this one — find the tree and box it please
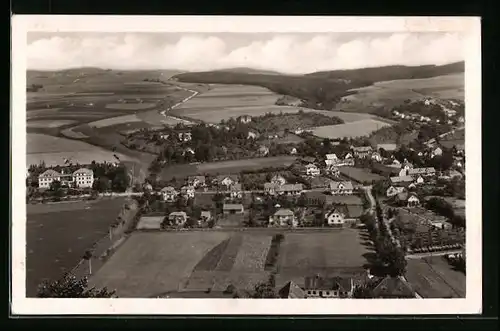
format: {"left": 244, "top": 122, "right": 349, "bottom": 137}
{"left": 83, "top": 249, "right": 93, "bottom": 275}
{"left": 250, "top": 273, "right": 279, "bottom": 298}
{"left": 93, "top": 176, "right": 111, "bottom": 192}
{"left": 37, "top": 273, "right": 116, "bottom": 298}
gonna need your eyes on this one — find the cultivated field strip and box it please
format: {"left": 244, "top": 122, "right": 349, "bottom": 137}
{"left": 215, "top": 234, "right": 244, "bottom": 272}
{"left": 192, "top": 239, "right": 231, "bottom": 272}
{"left": 232, "top": 235, "right": 273, "bottom": 272}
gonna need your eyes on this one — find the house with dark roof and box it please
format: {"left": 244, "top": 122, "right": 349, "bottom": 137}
{"left": 278, "top": 281, "right": 306, "bottom": 299}
{"left": 395, "top": 192, "right": 420, "bottom": 208}
{"left": 264, "top": 182, "right": 281, "bottom": 195}
{"left": 351, "top": 146, "right": 373, "bottom": 158}
{"left": 276, "top": 183, "right": 304, "bottom": 196}
{"left": 269, "top": 208, "right": 297, "bottom": 227}
{"left": 372, "top": 276, "right": 416, "bottom": 298}
{"left": 223, "top": 203, "right": 244, "bottom": 215}
{"left": 160, "top": 186, "right": 178, "bottom": 202}
{"left": 303, "top": 275, "right": 355, "bottom": 298}
{"left": 168, "top": 211, "right": 188, "bottom": 226}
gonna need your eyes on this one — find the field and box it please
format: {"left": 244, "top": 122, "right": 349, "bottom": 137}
{"left": 336, "top": 73, "right": 464, "bottom": 113}
{"left": 27, "top": 120, "right": 78, "bottom": 128}
{"left": 26, "top": 197, "right": 127, "bottom": 297}
{"left": 105, "top": 103, "right": 157, "bottom": 110}
{"left": 406, "top": 256, "right": 466, "bottom": 298}
{"left": 339, "top": 166, "right": 386, "bottom": 183}
{"left": 26, "top": 133, "right": 133, "bottom": 167}
{"left": 311, "top": 119, "right": 392, "bottom": 139}
{"left": 173, "top": 84, "right": 384, "bottom": 124}
{"left": 158, "top": 156, "right": 298, "bottom": 181}
{"left": 89, "top": 228, "right": 370, "bottom": 297}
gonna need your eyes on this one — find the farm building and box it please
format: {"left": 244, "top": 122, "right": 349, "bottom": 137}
{"left": 324, "top": 153, "right": 339, "bottom": 166}
{"left": 386, "top": 186, "right": 406, "bottom": 197}
{"left": 326, "top": 165, "right": 340, "bottom": 177}
{"left": 277, "top": 183, "right": 304, "bottom": 196}
{"left": 300, "top": 156, "right": 316, "bottom": 164}
{"left": 351, "top": 146, "right": 373, "bottom": 158}
{"left": 38, "top": 168, "right": 94, "bottom": 189}
{"left": 168, "top": 211, "right": 188, "bottom": 226}
{"left": 324, "top": 207, "right": 346, "bottom": 226}
{"left": 247, "top": 131, "right": 258, "bottom": 139}
{"left": 329, "top": 181, "right": 354, "bottom": 195}
{"left": 160, "top": 186, "right": 178, "bottom": 202}
{"left": 377, "top": 143, "right": 397, "bottom": 152}
{"left": 136, "top": 215, "right": 165, "bottom": 230}
{"left": 269, "top": 208, "right": 297, "bottom": 227}
{"left": 264, "top": 182, "right": 281, "bottom": 195}
{"left": 216, "top": 175, "right": 239, "bottom": 187}
{"left": 303, "top": 275, "right": 354, "bottom": 298}
{"left": 371, "top": 276, "right": 416, "bottom": 298}
{"left": 223, "top": 203, "right": 244, "bottom": 215}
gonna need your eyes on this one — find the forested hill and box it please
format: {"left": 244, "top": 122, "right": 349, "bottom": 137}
{"left": 305, "top": 61, "right": 464, "bottom": 82}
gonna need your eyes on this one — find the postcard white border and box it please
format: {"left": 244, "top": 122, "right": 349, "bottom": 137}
{"left": 11, "top": 15, "right": 482, "bottom": 315}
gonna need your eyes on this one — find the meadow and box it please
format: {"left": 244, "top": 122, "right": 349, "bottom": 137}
{"left": 339, "top": 166, "right": 386, "bottom": 184}
{"left": 311, "top": 119, "right": 392, "bottom": 139}
{"left": 26, "top": 133, "right": 133, "bottom": 167}
{"left": 336, "top": 73, "right": 464, "bottom": 113}
{"left": 405, "top": 256, "right": 466, "bottom": 298}
{"left": 89, "top": 228, "right": 370, "bottom": 297}
{"left": 26, "top": 197, "right": 127, "bottom": 297}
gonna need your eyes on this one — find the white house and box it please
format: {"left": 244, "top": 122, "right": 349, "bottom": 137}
{"left": 432, "top": 147, "right": 443, "bottom": 157}
{"left": 178, "top": 132, "right": 192, "bottom": 142}
{"left": 217, "top": 175, "right": 239, "bottom": 188}
{"left": 72, "top": 168, "right": 94, "bottom": 188}
{"left": 269, "top": 209, "right": 297, "bottom": 227}
{"left": 247, "top": 131, "right": 257, "bottom": 139}
{"left": 276, "top": 183, "right": 304, "bottom": 196}
{"left": 230, "top": 183, "right": 243, "bottom": 199}
{"left": 371, "top": 152, "right": 383, "bottom": 162}
{"left": 408, "top": 167, "right": 436, "bottom": 177}
{"left": 168, "top": 211, "right": 188, "bottom": 226}
{"left": 239, "top": 115, "right": 252, "bottom": 124}
{"left": 305, "top": 163, "right": 320, "bottom": 177}
{"left": 351, "top": 146, "right": 373, "bottom": 158}
{"left": 414, "top": 175, "right": 425, "bottom": 184}
{"left": 264, "top": 182, "right": 281, "bottom": 195}
{"left": 160, "top": 186, "right": 178, "bottom": 202}
{"left": 344, "top": 152, "right": 353, "bottom": 160}
{"left": 258, "top": 145, "right": 270, "bottom": 156}
{"left": 386, "top": 186, "right": 405, "bottom": 197}
{"left": 38, "top": 169, "right": 61, "bottom": 189}
{"left": 324, "top": 207, "right": 345, "bottom": 226}
{"left": 290, "top": 147, "right": 298, "bottom": 155}
{"left": 324, "top": 153, "right": 339, "bottom": 166}
{"left": 180, "top": 185, "right": 195, "bottom": 199}
{"left": 187, "top": 175, "right": 206, "bottom": 188}
{"left": 329, "top": 181, "right": 354, "bottom": 195}
{"left": 326, "top": 165, "right": 340, "bottom": 177}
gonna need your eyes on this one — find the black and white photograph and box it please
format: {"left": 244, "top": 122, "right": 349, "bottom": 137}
{"left": 11, "top": 16, "right": 481, "bottom": 315}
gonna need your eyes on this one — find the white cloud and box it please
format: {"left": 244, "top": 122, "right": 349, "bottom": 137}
{"left": 27, "top": 32, "right": 465, "bottom": 74}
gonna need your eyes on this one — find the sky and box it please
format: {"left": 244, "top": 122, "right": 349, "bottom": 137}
{"left": 27, "top": 32, "right": 465, "bottom": 74}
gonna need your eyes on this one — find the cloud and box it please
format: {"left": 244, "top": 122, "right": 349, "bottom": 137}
{"left": 27, "top": 32, "right": 464, "bottom": 74}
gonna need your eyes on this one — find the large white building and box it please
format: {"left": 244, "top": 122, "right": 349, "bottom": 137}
{"left": 38, "top": 168, "right": 94, "bottom": 189}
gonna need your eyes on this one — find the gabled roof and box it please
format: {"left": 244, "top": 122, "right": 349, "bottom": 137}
{"left": 305, "top": 163, "right": 318, "bottom": 168}
{"left": 188, "top": 175, "right": 206, "bottom": 182}
{"left": 372, "top": 276, "right": 415, "bottom": 298}
{"left": 279, "top": 281, "right": 306, "bottom": 299}
{"left": 329, "top": 181, "right": 354, "bottom": 190}
{"left": 277, "top": 183, "right": 304, "bottom": 192}
{"left": 223, "top": 203, "right": 244, "bottom": 211}
{"left": 304, "top": 276, "right": 353, "bottom": 292}
{"left": 325, "top": 207, "right": 345, "bottom": 218}
{"left": 73, "top": 168, "right": 93, "bottom": 175}
{"left": 325, "top": 153, "right": 338, "bottom": 160}
{"left": 230, "top": 183, "right": 242, "bottom": 191}
{"left": 274, "top": 208, "right": 294, "bottom": 217}
{"left": 408, "top": 167, "right": 436, "bottom": 175}
{"left": 39, "top": 169, "right": 61, "bottom": 177}
{"left": 161, "top": 186, "right": 177, "bottom": 192}
{"left": 181, "top": 185, "right": 194, "bottom": 191}
{"left": 377, "top": 143, "right": 397, "bottom": 151}
{"left": 390, "top": 176, "right": 414, "bottom": 183}
{"left": 264, "top": 182, "right": 281, "bottom": 189}
{"left": 169, "top": 211, "right": 187, "bottom": 217}
{"left": 216, "top": 174, "right": 239, "bottom": 182}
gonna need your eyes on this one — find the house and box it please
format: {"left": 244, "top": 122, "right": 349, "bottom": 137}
{"left": 271, "top": 174, "right": 287, "bottom": 185}
{"left": 324, "top": 153, "right": 339, "bottom": 166}
{"left": 160, "top": 186, "right": 178, "bottom": 202}
{"left": 247, "top": 131, "right": 257, "bottom": 139}
{"left": 278, "top": 281, "right": 306, "bottom": 299}
{"left": 329, "top": 181, "right": 354, "bottom": 195}
{"left": 407, "top": 167, "right": 436, "bottom": 177}
{"left": 180, "top": 185, "right": 195, "bottom": 199}
{"left": 269, "top": 208, "right": 297, "bottom": 227}
{"left": 160, "top": 133, "right": 170, "bottom": 140}
{"left": 142, "top": 183, "right": 153, "bottom": 192}
{"left": 258, "top": 145, "right": 270, "bottom": 156}
{"left": 377, "top": 143, "right": 397, "bottom": 152}
{"left": 168, "top": 211, "right": 188, "bottom": 226}
{"left": 182, "top": 147, "right": 195, "bottom": 156}
{"left": 372, "top": 276, "right": 416, "bottom": 298}
{"left": 200, "top": 211, "right": 212, "bottom": 223}
{"left": 351, "top": 146, "right": 373, "bottom": 158}
{"left": 401, "top": 160, "right": 414, "bottom": 170}
{"left": 216, "top": 175, "right": 239, "bottom": 187}
{"left": 178, "top": 132, "right": 192, "bottom": 142}
{"left": 414, "top": 175, "right": 425, "bottom": 184}
{"left": 390, "top": 175, "right": 414, "bottom": 185}
{"left": 324, "top": 207, "right": 345, "bottom": 226}
{"left": 223, "top": 203, "right": 244, "bottom": 215}
{"left": 303, "top": 275, "right": 354, "bottom": 298}
{"left": 396, "top": 192, "right": 420, "bottom": 207}
{"left": 326, "top": 165, "right": 340, "bottom": 177}
{"left": 229, "top": 183, "right": 243, "bottom": 199}
{"left": 432, "top": 147, "right": 443, "bottom": 157}
{"left": 305, "top": 163, "right": 320, "bottom": 176}
{"left": 239, "top": 115, "right": 252, "bottom": 124}
{"left": 187, "top": 175, "right": 206, "bottom": 188}
{"left": 136, "top": 215, "right": 165, "bottom": 230}
{"left": 371, "top": 152, "right": 383, "bottom": 162}
{"left": 386, "top": 186, "right": 405, "bottom": 197}
{"left": 277, "top": 183, "right": 304, "bottom": 196}
{"left": 343, "top": 152, "right": 353, "bottom": 160}
{"left": 290, "top": 147, "right": 298, "bottom": 155}
{"left": 458, "top": 116, "right": 465, "bottom": 123}
{"left": 429, "top": 218, "right": 453, "bottom": 230}
{"left": 72, "top": 168, "right": 94, "bottom": 188}
{"left": 264, "top": 182, "right": 281, "bottom": 195}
